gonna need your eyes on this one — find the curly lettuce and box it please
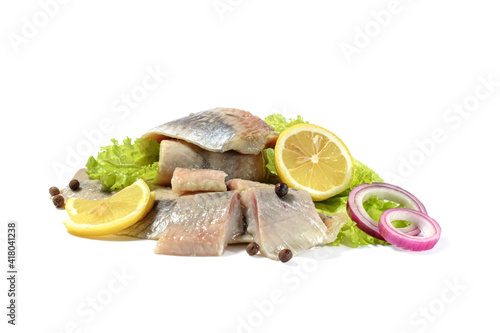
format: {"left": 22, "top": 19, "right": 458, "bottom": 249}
{"left": 86, "top": 137, "right": 160, "bottom": 191}
{"left": 264, "top": 113, "right": 308, "bottom": 133}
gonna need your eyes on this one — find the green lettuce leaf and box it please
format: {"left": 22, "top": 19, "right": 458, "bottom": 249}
{"left": 264, "top": 113, "right": 308, "bottom": 133}
{"left": 264, "top": 114, "right": 398, "bottom": 248}
{"left": 86, "top": 137, "right": 160, "bottom": 191}
{"left": 363, "top": 196, "right": 412, "bottom": 228}
{"left": 263, "top": 114, "right": 308, "bottom": 181}
{"left": 315, "top": 162, "right": 391, "bottom": 247}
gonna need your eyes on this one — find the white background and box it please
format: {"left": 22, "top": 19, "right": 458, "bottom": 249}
{"left": 1, "top": 1, "right": 499, "bottom": 332}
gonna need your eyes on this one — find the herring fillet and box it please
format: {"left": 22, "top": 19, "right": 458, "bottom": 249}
{"left": 318, "top": 212, "right": 348, "bottom": 245}
{"left": 171, "top": 168, "right": 227, "bottom": 195}
{"left": 225, "top": 178, "right": 273, "bottom": 192}
{"left": 60, "top": 169, "right": 113, "bottom": 202}
{"left": 115, "top": 188, "right": 178, "bottom": 239}
{"left": 61, "top": 169, "right": 181, "bottom": 240}
{"left": 227, "top": 179, "right": 347, "bottom": 246}
{"left": 154, "top": 191, "right": 243, "bottom": 256}
{"left": 142, "top": 108, "right": 279, "bottom": 154}
{"left": 225, "top": 179, "right": 273, "bottom": 244}
{"left": 241, "top": 188, "right": 331, "bottom": 260}
{"left": 154, "top": 140, "right": 265, "bottom": 186}
{"left": 62, "top": 172, "right": 343, "bottom": 258}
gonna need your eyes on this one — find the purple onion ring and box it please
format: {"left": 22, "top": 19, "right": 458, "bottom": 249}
{"left": 347, "top": 183, "right": 427, "bottom": 240}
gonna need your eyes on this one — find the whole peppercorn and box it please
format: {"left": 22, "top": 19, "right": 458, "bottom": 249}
{"left": 278, "top": 249, "right": 293, "bottom": 263}
{"left": 49, "top": 186, "right": 60, "bottom": 196}
{"left": 69, "top": 179, "right": 80, "bottom": 190}
{"left": 275, "top": 182, "right": 288, "bottom": 198}
{"left": 52, "top": 194, "right": 65, "bottom": 208}
{"left": 246, "top": 242, "right": 260, "bottom": 256}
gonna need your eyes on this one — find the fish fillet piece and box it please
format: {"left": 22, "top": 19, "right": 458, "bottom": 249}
{"left": 171, "top": 168, "right": 227, "bottom": 195}
{"left": 60, "top": 169, "right": 180, "bottom": 239}
{"left": 240, "top": 188, "right": 332, "bottom": 260}
{"left": 226, "top": 178, "right": 273, "bottom": 192}
{"left": 154, "top": 140, "right": 264, "bottom": 186}
{"left": 60, "top": 169, "right": 113, "bottom": 202}
{"left": 154, "top": 191, "right": 243, "bottom": 256}
{"left": 227, "top": 179, "right": 347, "bottom": 245}
{"left": 143, "top": 107, "right": 279, "bottom": 154}
{"left": 224, "top": 179, "right": 272, "bottom": 244}
{"left": 115, "top": 188, "right": 178, "bottom": 239}
{"left": 318, "top": 212, "right": 348, "bottom": 245}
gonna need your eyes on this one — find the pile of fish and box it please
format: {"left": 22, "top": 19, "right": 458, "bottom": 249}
{"left": 64, "top": 108, "right": 348, "bottom": 260}
{"left": 145, "top": 107, "right": 277, "bottom": 186}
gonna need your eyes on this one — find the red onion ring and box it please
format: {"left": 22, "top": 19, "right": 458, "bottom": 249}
{"left": 347, "top": 183, "right": 427, "bottom": 240}
{"left": 379, "top": 208, "right": 441, "bottom": 251}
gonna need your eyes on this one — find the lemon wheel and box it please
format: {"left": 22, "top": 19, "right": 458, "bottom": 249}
{"left": 63, "top": 179, "right": 155, "bottom": 237}
{"left": 274, "top": 123, "right": 354, "bottom": 201}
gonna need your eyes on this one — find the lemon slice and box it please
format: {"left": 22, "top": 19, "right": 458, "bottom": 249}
{"left": 139, "top": 190, "right": 156, "bottom": 220}
{"left": 63, "top": 179, "right": 154, "bottom": 237}
{"left": 274, "top": 123, "right": 354, "bottom": 201}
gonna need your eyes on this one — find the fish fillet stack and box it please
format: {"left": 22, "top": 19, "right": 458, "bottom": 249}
{"left": 143, "top": 107, "right": 279, "bottom": 186}
{"left": 142, "top": 108, "right": 347, "bottom": 259}
{"left": 68, "top": 108, "right": 348, "bottom": 260}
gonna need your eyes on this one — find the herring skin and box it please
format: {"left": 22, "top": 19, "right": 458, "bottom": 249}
{"left": 116, "top": 187, "right": 178, "bottom": 239}
{"left": 60, "top": 169, "right": 113, "bottom": 202}
{"left": 240, "top": 188, "right": 346, "bottom": 260}
{"left": 154, "top": 191, "right": 243, "bottom": 256}
{"left": 142, "top": 107, "right": 279, "bottom": 154}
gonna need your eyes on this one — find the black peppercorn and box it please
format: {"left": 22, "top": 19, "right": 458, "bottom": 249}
{"left": 52, "top": 194, "right": 65, "bottom": 208}
{"left": 69, "top": 179, "right": 80, "bottom": 190}
{"left": 49, "top": 186, "right": 60, "bottom": 196}
{"left": 275, "top": 182, "right": 288, "bottom": 198}
{"left": 278, "top": 249, "right": 293, "bottom": 263}
{"left": 246, "top": 242, "right": 260, "bottom": 256}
